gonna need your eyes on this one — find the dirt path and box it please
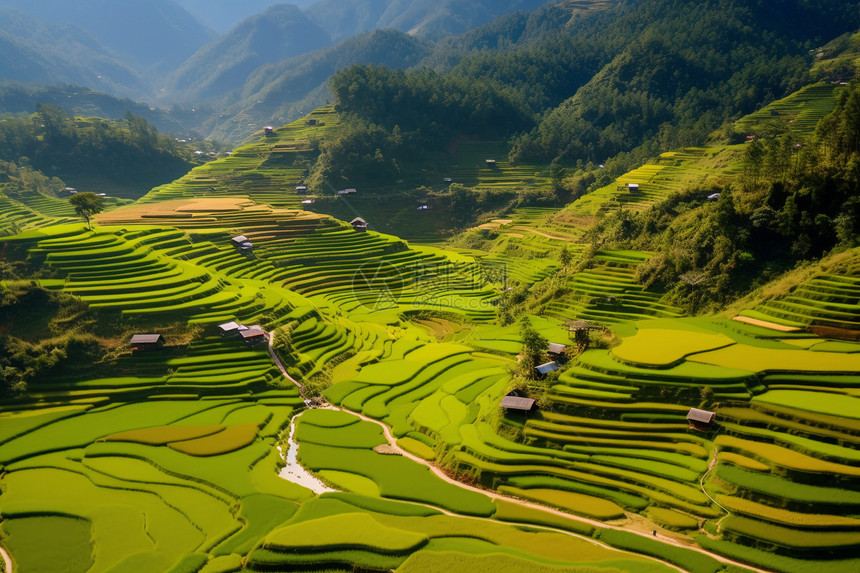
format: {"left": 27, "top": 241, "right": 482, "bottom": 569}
{"left": 1, "top": 545, "right": 12, "bottom": 573}
{"left": 731, "top": 316, "right": 802, "bottom": 332}
{"left": 267, "top": 331, "right": 773, "bottom": 573}
{"left": 512, "top": 225, "right": 579, "bottom": 242}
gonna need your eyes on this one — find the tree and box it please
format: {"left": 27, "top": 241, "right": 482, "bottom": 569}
{"left": 519, "top": 317, "right": 548, "bottom": 378}
{"left": 69, "top": 192, "right": 104, "bottom": 229}
{"left": 559, "top": 245, "right": 572, "bottom": 269}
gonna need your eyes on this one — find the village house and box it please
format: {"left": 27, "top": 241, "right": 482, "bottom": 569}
{"left": 130, "top": 333, "right": 164, "bottom": 351}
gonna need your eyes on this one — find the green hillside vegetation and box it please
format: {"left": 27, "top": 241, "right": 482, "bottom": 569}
{"left": 0, "top": 105, "right": 197, "bottom": 200}
{"left": 1, "top": 2, "right": 860, "bottom": 573}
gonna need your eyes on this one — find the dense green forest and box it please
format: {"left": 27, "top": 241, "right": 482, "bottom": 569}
{"left": 313, "top": 0, "right": 859, "bottom": 190}
{"left": 0, "top": 105, "right": 195, "bottom": 197}
{"left": 588, "top": 82, "right": 860, "bottom": 312}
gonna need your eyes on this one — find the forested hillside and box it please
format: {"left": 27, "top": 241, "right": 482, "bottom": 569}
{"left": 1, "top": 2, "right": 860, "bottom": 573}
{"left": 0, "top": 104, "right": 194, "bottom": 198}
{"left": 324, "top": 0, "right": 860, "bottom": 177}
{"left": 166, "top": 4, "right": 333, "bottom": 105}
{"left": 0, "top": 7, "right": 151, "bottom": 101}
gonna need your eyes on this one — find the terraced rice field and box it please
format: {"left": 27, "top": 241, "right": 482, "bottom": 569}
{"left": 734, "top": 82, "right": 845, "bottom": 138}
{"left": 2, "top": 83, "right": 860, "bottom": 572}
{"left": 738, "top": 248, "right": 860, "bottom": 330}
{"left": 544, "top": 250, "right": 685, "bottom": 324}
{"left": 448, "top": 141, "right": 552, "bottom": 189}
{"left": 141, "top": 108, "right": 340, "bottom": 211}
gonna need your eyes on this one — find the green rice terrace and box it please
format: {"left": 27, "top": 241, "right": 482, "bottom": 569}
{"left": 1, "top": 76, "right": 860, "bottom": 573}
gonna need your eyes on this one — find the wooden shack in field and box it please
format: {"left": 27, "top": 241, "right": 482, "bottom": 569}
{"left": 218, "top": 321, "right": 248, "bottom": 336}
{"left": 130, "top": 334, "right": 164, "bottom": 351}
{"left": 241, "top": 326, "right": 267, "bottom": 344}
{"left": 485, "top": 159, "right": 497, "bottom": 168}
{"left": 547, "top": 342, "right": 567, "bottom": 358}
{"left": 500, "top": 395, "right": 537, "bottom": 413}
{"left": 534, "top": 361, "right": 559, "bottom": 378}
{"left": 295, "top": 185, "right": 308, "bottom": 194}
{"left": 350, "top": 217, "right": 368, "bottom": 232}
{"left": 231, "top": 235, "right": 253, "bottom": 250}
{"left": 264, "top": 126, "right": 274, "bottom": 135}
{"left": 687, "top": 408, "right": 716, "bottom": 431}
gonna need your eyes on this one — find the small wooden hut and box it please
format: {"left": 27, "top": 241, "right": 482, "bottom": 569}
{"left": 534, "top": 361, "right": 559, "bottom": 379}
{"left": 500, "top": 396, "right": 537, "bottom": 413}
{"left": 130, "top": 334, "right": 164, "bottom": 351}
{"left": 686, "top": 408, "right": 716, "bottom": 431}
{"left": 241, "top": 326, "right": 268, "bottom": 345}
{"left": 217, "top": 321, "right": 248, "bottom": 336}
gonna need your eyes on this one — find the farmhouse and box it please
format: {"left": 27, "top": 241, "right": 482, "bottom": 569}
{"left": 217, "top": 321, "right": 248, "bottom": 336}
{"left": 547, "top": 342, "right": 567, "bottom": 358}
{"left": 568, "top": 320, "right": 603, "bottom": 350}
{"left": 337, "top": 188, "right": 357, "bottom": 195}
{"left": 231, "top": 235, "right": 253, "bottom": 250}
{"left": 241, "top": 326, "right": 268, "bottom": 344}
{"left": 295, "top": 185, "right": 308, "bottom": 194}
{"left": 485, "top": 159, "right": 497, "bottom": 168}
{"left": 130, "top": 333, "right": 164, "bottom": 351}
{"left": 443, "top": 177, "right": 452, "bottom": 184}
{"left": 500, "top": 395, "right": 537, "bottom": 413}
{"left": 535, "top": 361, "right": 559, "bottom": 378}
{"left": 264, "top": 126, "right": 274, "bottom": 135}
{"left": 350, "top": 217, "right": 368, "bottom": 232}
{"left": 687, "top": 408, "right": 716, "bottom": 431}
{"left": 627, "top": 183, "right": 640, "bottom": 193}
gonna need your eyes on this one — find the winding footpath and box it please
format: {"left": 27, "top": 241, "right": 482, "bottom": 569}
{"left": 266, "top": 336, "right": 775, "bottom": 573}
{"left": 1, "top": 545, "right": 12, "bottom": 573}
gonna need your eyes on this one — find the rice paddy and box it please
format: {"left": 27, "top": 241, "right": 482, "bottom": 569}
{"left": 2, "top": 82, "right": 859, "bottom": 573}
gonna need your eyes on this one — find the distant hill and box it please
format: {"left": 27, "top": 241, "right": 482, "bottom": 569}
{"left": 0, "top": 0, "right": 214, "bottom": 78}
{"left": 206, "top": 29, "right": 431, "bottom": 142}
{"left": 175, "top": 0, "right": 318, "bottom": 32}
{"left": 166, "top": 4, "right": 332, "bottom": 105}
{"left": 0, "top": 83, "right": 210, "bottom": 140}
{"left": 304, "top": 0, "right": 551, "bottom": 42}
{"left": 0, "top": 7, "right": 152, "bottom": 100}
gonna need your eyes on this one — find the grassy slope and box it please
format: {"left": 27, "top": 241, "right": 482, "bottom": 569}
{"left": 1, "top": 59, "right": 859, "bottom": 573}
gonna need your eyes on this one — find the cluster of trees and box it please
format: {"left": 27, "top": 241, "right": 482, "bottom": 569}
{"left": 319, "top": 0, "right": 859, "bottom": 184}
{"left": 506, "top": 0, "right": 852, "bottom": 163}
{"left": 0, "top": 104, "right": 192, "bottom": 197}
{"left": 0, "top": 284, "right": 104, "bottom": 396}
{"left": 330, "top": 64, "right": 534, "bottom": 137}
{"left": 309, "top": 64, "right": 534, "bottom": 190}
{"left": 593, "top": 83, "right": 860, "bottom": 311}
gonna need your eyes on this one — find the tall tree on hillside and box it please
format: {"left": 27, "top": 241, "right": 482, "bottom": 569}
{"left": 69, "top": 192, "right": 104, "bottom": 229}
{"left": 520, "top": 317, "right": 548, "bottom": 378}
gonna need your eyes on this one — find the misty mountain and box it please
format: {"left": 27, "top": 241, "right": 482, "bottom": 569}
{"left": 207, "top": 29, "right": 431, "bottom": 142}
{"left": 166, "top": 4, "right": 332, "bottom": 105}
{"left": 0, "top": 0, "right": 215, "bottom": 77}
{"left": 175, "top": 1, "right": 317, "bottom": 32}
{"left": 0, "top": 8, "right": 152, "bottom": 100}
{"left": 0, "top": 82, "right": 212, "bottom": 139}
{"left": 304, "top": 0, "right": 551, "bottom": 42}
